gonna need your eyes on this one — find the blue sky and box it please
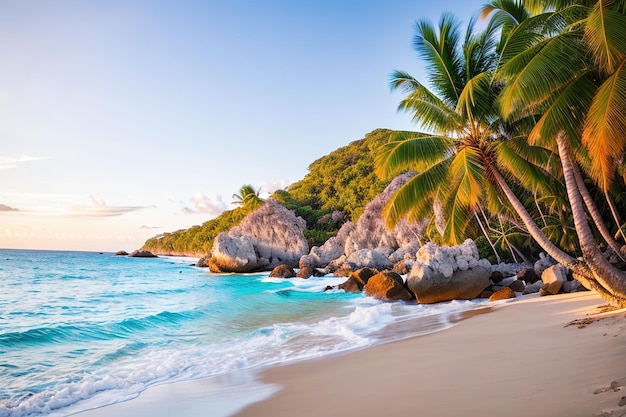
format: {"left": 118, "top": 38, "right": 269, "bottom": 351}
{"left": 0, "top": 0, "right": 487, "bottom": 251}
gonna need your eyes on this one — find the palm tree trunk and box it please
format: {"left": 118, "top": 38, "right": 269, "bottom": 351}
{"left": 556, "top": 133, "right": 626, "bottom": 305}
{"left": 474, "top": 210, "right": 501, "bottom": 263}
{"left": 490, "top": 165, "right": 589, "bottom": 276}
{"left": 571, "top": 159, "right": 625, "bottom": 260}
{"left": 605, "top": 190, "right": 626, "bottom": 243}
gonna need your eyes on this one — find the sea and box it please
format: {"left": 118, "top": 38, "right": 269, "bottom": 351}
{"left": 0, "top": 249, "right": 487, "bottom": 417}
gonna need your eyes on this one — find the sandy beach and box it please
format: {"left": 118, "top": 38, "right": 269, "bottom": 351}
{"left": 77, "top": 291, "right": 626, "bottom": 417}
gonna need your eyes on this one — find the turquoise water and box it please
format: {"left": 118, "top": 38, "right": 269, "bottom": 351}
{"left": 0, "top": 249, "right": 484, "bottom": 416}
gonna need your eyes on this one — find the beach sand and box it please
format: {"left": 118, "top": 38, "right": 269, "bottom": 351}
{"left": 79, "top": 292, "right": 626, "bottom": 417}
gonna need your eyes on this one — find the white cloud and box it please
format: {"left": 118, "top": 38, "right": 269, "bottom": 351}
{"left": 0, "top": 155, "right": 47, "bottom": 169}
{"left": 260, "top": 179, "right": 292, "bottom": 195}
{"left": 139, "top": 225, "right": 160, "bottom": 230}
{"left": 68, "top": 195, "right": 143, "bottom": 218}
{"left": 182, "top": 192, "right": 228, "bottom": 216}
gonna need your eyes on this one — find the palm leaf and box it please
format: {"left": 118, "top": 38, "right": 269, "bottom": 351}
{"left": 374, "top": 132, "right": 453, "bottom": 179}
{"left": 382, "top": 158, "right": 452, "bottom": 227}
{"left": 582, "top": 60, "right": 626, "bottom": 190}
{"left": 584, "top": 0, "right": 626, "bottom": 74}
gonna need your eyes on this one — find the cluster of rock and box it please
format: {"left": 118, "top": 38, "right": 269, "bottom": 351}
{"left": 128, "top": 250, "right": 157, "bottom": 258}
{"left": 208, "top": 199, "right": 309, "bottom": 273}
{"left": 300, "top": 172, "right": 424, "bottom": 272}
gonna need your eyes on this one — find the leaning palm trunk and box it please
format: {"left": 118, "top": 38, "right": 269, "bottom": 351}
{"left": 490, "top": 166, "right": 590, "bottom": 276}
{"left": 571, "top": 159, "right": 625, "bottom": 260}
{"left": 557, "top": 134, "right": 626, "bottom": 306}
{"left": 474, "top": 210, "right": 501, "bottom": 263}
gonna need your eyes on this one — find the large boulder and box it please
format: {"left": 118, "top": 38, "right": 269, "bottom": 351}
{"left": 300, "top": 222, "right": 355, "bottom": 268}
{"left": 344, "top": 249, "right": 394, "bottom": 270}
{"left": 195, "top": 254, "right": 211, "bottom": 267}
{"left": 115, "top": 250, "right": 129, "bottom": 256}
{"left": 406, "top": 240, "right": 491, "bottom": 304}
{"left": 210, "top": 199, "right": 309, "bottom": 273}
{"left": 209, "top": 234, "right": 262, "bottom": 273}
{"left": 540, "top": 264, "right": 568, "bottom": 295}
{"left": 296, "top": 266, "right": 326, "bottom": 279}
{"left": 269, "top": 264, "right": 296, "bottom": 278}
{"left": 363, "top": 271, "right": 414, "bottom": 302}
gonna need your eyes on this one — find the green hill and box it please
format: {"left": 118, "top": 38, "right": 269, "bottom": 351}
{"left": 142, "top": 128, "right": 396, "bottom": 256}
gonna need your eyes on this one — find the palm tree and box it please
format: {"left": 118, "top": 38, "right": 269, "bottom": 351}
{"left": 232, "top": 184, "right": 264, "bottom": 214}
{"left": 495, "top": 0, "right": 626, "bottom": 304}
{"left": 376, "top": 14, "right": 505, "bottom": 247}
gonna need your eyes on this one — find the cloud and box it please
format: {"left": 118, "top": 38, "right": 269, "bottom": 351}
{"left": 68, "top": 195, "right": 143, "bottom": 218}
{"left": 0, "top": 155, "right": 47, "bottom": 169}
{"left": 0, "top": 204, "right": 19, "bottom": 212}
{"left": 260, "top": 179, "right": 292, "bottom": 195}
{"left": 182, "top": 192, "right": 228, "bottom": 216}
{"left": 139, "top": 225, "right": 160, "bottom": 230}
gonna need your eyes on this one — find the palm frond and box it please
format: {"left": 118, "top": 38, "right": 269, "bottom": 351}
{"left": 527, "top": 73, "right": 596, "bottom": 147}
{"left": 584, "top": 1, "right": 626, "bottom": 74}
{"left": 374, "top": 132, "right": 453, "bottom": 179}
{"left": 382, "top": 158, "right": 452, "bottom": 227}
{"left": 582, "top": 60, "right": 626, "bottom": 190}
{"left": 413, "top": 13, "right": 464, "bottom": 103}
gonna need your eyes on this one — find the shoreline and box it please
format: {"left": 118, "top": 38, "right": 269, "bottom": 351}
{"left": 234, "top": 291, "right": 625, "bottom": 417}
{"left": 74, "top": 291, "right": 626, "bottom": 417}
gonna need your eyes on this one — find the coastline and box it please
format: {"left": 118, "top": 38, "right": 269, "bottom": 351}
{"left": 75, "top": 291, "right": 626, "bottom": 417}
{"left": 235, "top": 291, "right": 626, "bottom": 417}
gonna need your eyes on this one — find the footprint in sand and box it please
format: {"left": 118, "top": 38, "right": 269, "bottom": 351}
{"left": 593, "top": 378, "right": 626, "bottom": 417}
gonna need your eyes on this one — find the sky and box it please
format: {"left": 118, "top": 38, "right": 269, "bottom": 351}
{"left": 0, "top": 0, "right": 487, "bottom": 252}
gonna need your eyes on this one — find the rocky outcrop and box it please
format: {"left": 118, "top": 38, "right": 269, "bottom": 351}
{"left": 269, "top": 264, "right": 296, "bottom": 278}
{"left": 129, "top": 250, "right": 157, "bottom": 258}
{"left": 209, "top": 199, "right": 309, "bottom": 273}
{"left": 196, "top": 254, "right": 211, "bottom": 267}
{"left": 405, "top": 240, "right": 491, "bottom": 304}
{"left": 115, "top": 250, "right": 129, "bottom": 256}
{"left": 299, "top": 172, "right": 424, "bottom": 269}
{"left": 363, "top": 271, "right": 414, "bottom": 302}
{"left": 344, "top": 249, "right": 393, "bottom": 270}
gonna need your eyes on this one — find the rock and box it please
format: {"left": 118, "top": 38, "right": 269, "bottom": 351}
{"left": 296, "top": 266, "right": 325, "bottom": 279}
{"left": 562, "top": 279, "right": 585, "bottom": 293}
{"left": 334, "top": 265, "right": 354, "bottom": 277}
{"left": 129, "top": 250, "right": 157, "bottom": 258}
{"left": 490, "top": 270, "right": 504, "bottom": 284}
{"left": 489, "top": 287, "right": 516, "bottom": 301}
{"left": 209, "top": 234, "right": 262, "bottom": 273}
{"left": 517, "top": 268, "right": 540, "bottom": 284}
{"left": 269, "top": 264, "right": 296, "bottom": 278}
{"left": 478, "top": 289, "right": 494, "bottom": 298}
{"left": 196, "top": 254, "right": 211, "bottom": 268}
{"left": 115, "top": 250, "right": 129, "bottom": 256}
{"left": 392, "top": 260, "right": 409, "bottom": 275}
{"left": 405, "top": 240, "right": 491, "bottom": 304}
{"left": 364, "top": 271, "right": 414, "bottom": 302}
{"left": 338, "top": 268, "right": 378, "bottom": 293}
{"left": 299, "top": 173, "right": 425, "bottom": 269}
{"left": 523, "top": 279, "right": 544, "bottom": 294}
{"left": 540, "top": 264, "right": 568, "bottom": 295}
{"left": 338, "top": 276, "right": 363, "bottom": 293}
{"left": 300, "top": 222, "right": 356, "bottom": 268}
{"left": 508, "top": 279, "right": 525, "bottom": 292}
{"left": 210, "top": 199, "right": 309, "bottom": 272}
{"left": 344, "top": 249, "right": 393, "bottom": 270}
{"left": 499, "top": 277, "right": 517, "bottom": 287}
{"left": 534, "top": 253, "right": 555, "bottom": 277}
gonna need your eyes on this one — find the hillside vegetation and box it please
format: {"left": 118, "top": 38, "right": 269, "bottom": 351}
{"left": 142, "top": 129, "right": 395, "bottom": 256}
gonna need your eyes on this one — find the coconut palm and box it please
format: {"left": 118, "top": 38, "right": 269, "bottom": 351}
{"left": 495, "top": 0, "right": 626, "bottom": 304}
{"left": 232, "top": 184, "right": 264, "bottom": 214}
{"left": 375, "top": 14, "right": 506, "bottom": 247}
